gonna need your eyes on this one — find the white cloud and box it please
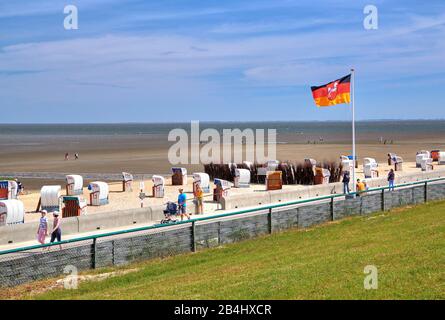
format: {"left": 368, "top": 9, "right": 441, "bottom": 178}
{"left": 0, "top": 8, "right": 444, "bottom": 110}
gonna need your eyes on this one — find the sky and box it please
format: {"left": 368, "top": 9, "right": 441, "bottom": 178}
{"left": 0, "top": 0, "right": 444, "bottom": 123}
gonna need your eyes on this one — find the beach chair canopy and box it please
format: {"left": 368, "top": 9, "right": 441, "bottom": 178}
{"left": 193, "top": 173, "right": 210, "bottom": 187}
{"left": 40, "top": 185, "right": 61, "bottom": 208}
{"left": 66, "top": 175, "right": 83, "bottom": 189}
{"left": 152, "top": 175, "right": 165, "bottom": 186}
{"left": 214, "top": 179, "right": 232, "bottom": 190}
{"left": 430, "top": 150, "right": 441, "bottom": 161}
{"left": 171, "top": 167, "right": 187, "bottom": 175}
{"left": 235, "top": 168, "right": 250, "bottom": 183}
{"left": 417, "top": 150, "right": 430, "bottom": 156}
{"left": 416, "top": 153, "right": 429, "bottom": 165}
{"left": 122, "top": 172, "right": 133, "bottom": 182}
{"left": 0, "top": 180, "right": 18, "bottom": 200}
{"left": 315, "top": 168, "right": 331, "bottom": 177}
{"left": 88, "top": 181, "right": 109, "bottom": 200}
{"left": 0, "top": 199, "right": 24, "bottom": 225}
{"left": 363, "top": 158, "right": 377, "bottom": 165}
{"left": 63, "top": 196, "right": 87, "bottom": 206}
{"left": 438, "top": 152, "right": 445, "bottom": 164}
{"left": 341, "top": 159, "right": 353, "bottom": 171}
{"left": 0, "top": 181, "right": 9, "bottom": 200}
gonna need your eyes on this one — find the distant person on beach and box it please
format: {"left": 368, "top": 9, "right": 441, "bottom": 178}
{"left": 178, "top": 188, "right": 190, "bottom": 221}
{"left": 64, "top": 153, "right": 69, "bottom": 160}
{"left": 74, "top": 153, "right": 79, "bottom": 160}
{"left": 342, "top": 171, "right": 350, "bottom": 194}
{"left": 49, "top": 211, "right": 62, "bottom": 250}
{"left": 194, "top": 184, "right": 204, "bottom": 214}
{"left": 388, "top": 169, "right": 395, "bottom": 191}
{"left": 37, "top": 210, "right": 48, "bottom": 245}
{"left": 15, "top": 179, "right": 23, "bottom": 195}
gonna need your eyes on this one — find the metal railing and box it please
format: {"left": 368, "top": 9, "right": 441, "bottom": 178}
{"left": 1, "top": 176, "right": 444, "bottom": 256}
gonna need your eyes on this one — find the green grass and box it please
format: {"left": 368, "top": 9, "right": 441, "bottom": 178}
{"left": 23, "top": 201, "right": 445, "bottom": 299}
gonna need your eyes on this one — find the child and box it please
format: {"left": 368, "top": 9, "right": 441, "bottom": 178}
{"left": 37, "top": 210, "right": 48, "bottom": 245}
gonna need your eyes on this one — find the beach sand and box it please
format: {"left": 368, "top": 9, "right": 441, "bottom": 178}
{"left": 1, "top": 128, "right": 444, "bottom": 224}
{"left": 1, "top": 132, "right": 444, "bottom": 190}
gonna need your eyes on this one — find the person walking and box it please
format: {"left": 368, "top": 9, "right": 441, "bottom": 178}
{"left": 178, "top": 188, "right": 190, "bottom": 221}
{"left": 342, "top": 171, "right": 350, "bottom": 194}
{"left": 388, "top": 169, "right": 395, "bottom": 191}
{"left": 194, "top": 184, "right": 204, "bottom": 214}
{"left": 36, "top": 210, "right": 48, "bottom": 246}
{"left": 49, "top": 211, "right": 62, "bottom": 250}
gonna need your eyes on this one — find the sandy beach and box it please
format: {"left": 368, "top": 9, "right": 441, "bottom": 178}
{"left": 1, "top": 131, "right": 444, "bottom": 191}
{"left": 1, "top": 121, "right": 444, "bottom": 224}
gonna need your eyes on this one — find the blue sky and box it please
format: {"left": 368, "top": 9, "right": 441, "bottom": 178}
{"left": 1, "top": 0, "right": 444, "bottom": 123}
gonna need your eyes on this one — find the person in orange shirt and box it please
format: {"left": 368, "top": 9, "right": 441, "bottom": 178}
{"left": 194, "top": 184, "right": 204, "bottom": 214}
{"left": 356, "top": 179, "right": 366, "bottom": 196}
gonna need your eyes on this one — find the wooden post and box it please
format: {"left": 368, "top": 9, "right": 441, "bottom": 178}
{"left": 35, "top": 197, "right": 41, "bottom": 213}
{"left": 424, "top": 181, "right": 428, "bottom": 202}
{"left": 330, "top": 196, "right": 334, "bottom": 221}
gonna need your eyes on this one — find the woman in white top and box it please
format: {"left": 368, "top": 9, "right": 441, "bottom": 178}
{"left": 37, "top": 210, "right": 48, "bottom": 245}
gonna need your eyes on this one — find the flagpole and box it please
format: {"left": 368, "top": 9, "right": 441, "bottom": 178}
{"left": 351, "top": 68, "right": 356, "bottom": 195}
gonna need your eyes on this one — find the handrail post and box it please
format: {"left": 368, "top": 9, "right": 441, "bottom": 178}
{"left": 112, "top": 240, "right": 115, "bottom": 265}
{"left": 92, "top": 238, "right": 97, "bottom": 269}
{"left": 381, "top": 188, "right": 385, "bottom": 211}
{"left": 268, "top": 208, "right": 273, "bottom": 234}
{"left": 191, "top": 221, "right": 196, "bottom": 252}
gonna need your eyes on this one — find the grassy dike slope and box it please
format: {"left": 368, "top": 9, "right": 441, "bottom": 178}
{"left": 8, "top": 200, "right": 445, "bottom": 299}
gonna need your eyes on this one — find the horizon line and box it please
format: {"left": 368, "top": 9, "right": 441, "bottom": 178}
{"left": 1, "top": 118, "right": 445, "bottom": 125}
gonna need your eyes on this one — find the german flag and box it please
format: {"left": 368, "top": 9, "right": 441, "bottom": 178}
{"left": 311, "top": 74, "right": 351, "bottom": 107}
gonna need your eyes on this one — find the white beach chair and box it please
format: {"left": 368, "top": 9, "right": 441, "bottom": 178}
{"left": 0, "top": 199, "right": 25, "bottom": 226}
{"left": 88, "top": 181, "right": 109, "bottom": 206}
